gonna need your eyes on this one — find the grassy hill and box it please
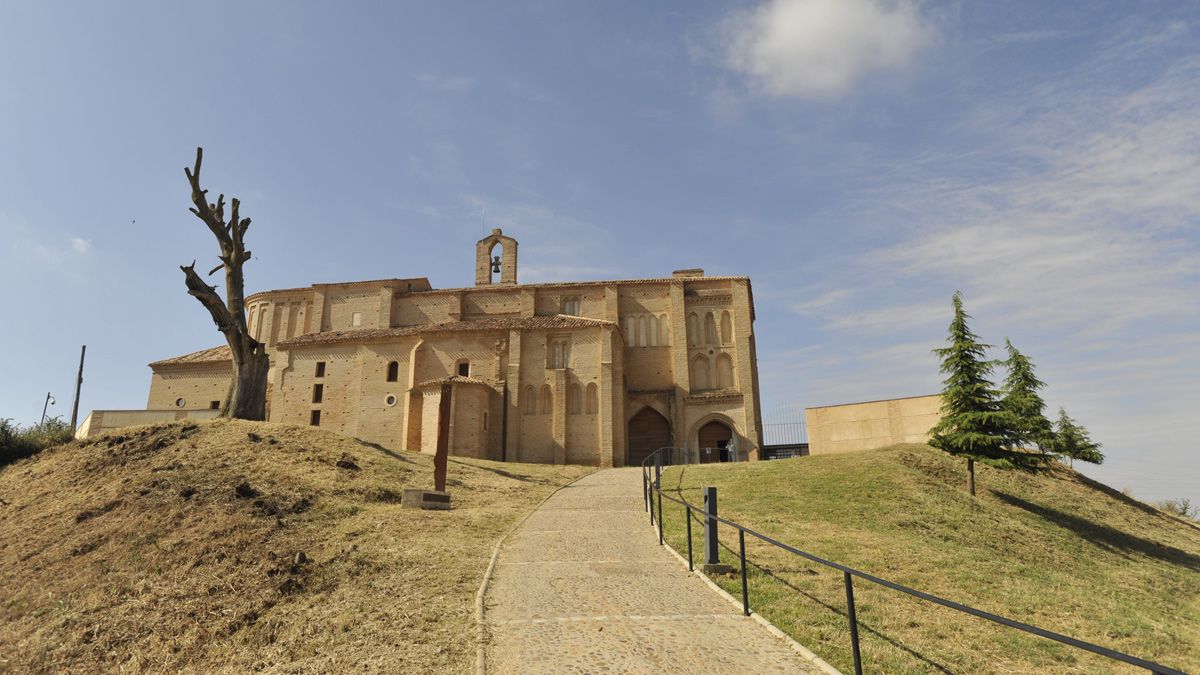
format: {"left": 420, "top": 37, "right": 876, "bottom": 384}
{"left": 0, "top": 419, "right": 590, "bottom": 672}
{"left": 660, "top": 445, "right": 1198, "bottom": 674}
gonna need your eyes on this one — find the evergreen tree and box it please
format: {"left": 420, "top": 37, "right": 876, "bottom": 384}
{"left": 929, "top": 292, "right": 1028, "bottom": 496}
{"left": 1048, "top": 407, "right": 1104, "bottom": 466}
{"left": 1000, "top": 338, "right": 1055, "bottom": 452}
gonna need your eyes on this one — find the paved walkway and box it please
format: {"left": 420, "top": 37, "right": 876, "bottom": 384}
{"left": 484, "top": 468, "right": 827, "bottom": 674}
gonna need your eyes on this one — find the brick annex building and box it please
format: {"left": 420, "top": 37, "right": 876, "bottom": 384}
{"left": 142, "top": 230, "right": 764, "bottom": 466}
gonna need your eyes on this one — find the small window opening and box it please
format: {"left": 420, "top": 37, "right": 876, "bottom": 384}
{"left": 386, "top": 361, "right": 399, "bottom": 382}
{"left": 457, "top": 360, "right": 470, "bottom": 377}
{"left": 351, "top": 311, "right": 363, "bottom": 327}
{"left": 175, "top": 397, "right": 185, "bottom": 408}
{"left": 483, "top": 412, "right": 489, "bottom": 430}
{"left": 209, "top": 400, "right": 220, "bottom": 410}
{"left": 312, "top": 383, "right": 324, "bottom": 404}
{"left": 310, "top": 409, "right": 321, "bottom": 426}
{"left": 315, "top": 361, "right": 326, "bottom": 377}
{"left": 562, "top": 297, "right": 581, "bottom": 316}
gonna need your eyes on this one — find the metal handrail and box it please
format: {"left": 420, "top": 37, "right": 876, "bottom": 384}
{"left": 640, "top": 447, "right": 1185, "bottom": 675}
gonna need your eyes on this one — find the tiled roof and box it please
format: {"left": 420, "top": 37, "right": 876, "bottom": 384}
{"left": 397, "top": 276, "right": 751, "bottom": 296}
{"left": 416, "top": 375, "right": 490, "bottom": 388}
{"left": 276, "top": 314, "right": 617, "bottom": 349}
{"left": 149, "top": 345, "right": 231, "bottom": 368}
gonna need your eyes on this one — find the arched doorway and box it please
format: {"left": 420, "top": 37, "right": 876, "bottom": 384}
{"left": 697, "top": 420, "right": 732, "bottom": 464}
{"left": 627, "top": 407, "right": 671, "bottom": 467}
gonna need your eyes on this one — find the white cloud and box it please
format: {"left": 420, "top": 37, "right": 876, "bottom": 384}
{"left": 69, "top": 237, "right": 91, "bottom": 254}
{"left": 722, "top": 0, "right": 932, "bottom": 98}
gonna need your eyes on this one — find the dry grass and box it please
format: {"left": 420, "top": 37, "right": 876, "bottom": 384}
{"left": 0, "top": 419, "right": 591, "bottom": 673}
{"left": 660, "top": 445, "right": 1199, "bottom": 674}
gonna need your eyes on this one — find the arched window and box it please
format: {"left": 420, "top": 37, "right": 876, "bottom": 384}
{"left": 569, "top": 383, "right": 582, "bottom": 414}
{"left": 638, "top": 316, "right": 648, "bottom": 347}
{"left": 524, "top": 386, "right": 536, "bottom": 415}
{"left": 659, "top": 315, "right": 669, "bottom": 346}
{"left": 625, "top": 316, "right": 636, "bottom": 345}
{"left": 687, "top": 313, "right": 699, "bottom": 347}
{"left": 704, "top": 312, "right": 718, "bottom": 345}
{"left": 721, "top": 311, "right": 732, "bottom": 344}
{"left": 691, "top": 355, "right": 711, "bottom": 390}
{"left": 649, "top": 316, "right": 658, "bottom": 347}
{"left": 716, "top": 353, "right": 734, "bottom": 389}
{"left": 540, "top": 384, "right": 553, "bottom": 415}
{"left": 386, "top": 361, "right": 399, "bottom": 382}
{"left": 585, "top": 383, "right": 598, "bottom": 414}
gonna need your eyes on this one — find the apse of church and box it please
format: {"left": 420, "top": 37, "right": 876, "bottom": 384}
{"left": 144, "top": 230, "right": 764, "bottom": 466}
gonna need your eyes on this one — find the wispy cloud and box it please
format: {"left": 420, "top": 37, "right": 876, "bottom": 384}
{"left": 720, "top": 0, "right": 933, "bottom": 99}
{"left": 416, "top": 73, "right": 475, "bottom": 93}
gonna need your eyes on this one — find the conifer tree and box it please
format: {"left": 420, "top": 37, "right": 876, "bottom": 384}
{"left": 1000, "top": 338, "right": 1055, "bottom": 452}
{"left": 929, "top": 292, "right": 1026, "bottom": 496}
{"left": 1048, "top": 407, "right": 1104, "bottom": 466}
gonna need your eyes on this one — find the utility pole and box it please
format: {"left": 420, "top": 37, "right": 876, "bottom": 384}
{"left": 69, "top": 345, "right": 86, "bottom": 430}
{"left": 40, "top": 392, "right": 55, "bottom": 425}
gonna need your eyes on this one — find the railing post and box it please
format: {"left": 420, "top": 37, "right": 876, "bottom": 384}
{"left": 685, "top": 503, "right": 693, "bottom": 571}
{"left": 703, "top": 487, "right": 719, "bottom": 565}
{"left": 657, "top": 488, "right": 664, "bottom": 545}
{"left": 642, "top": 469, "right": 648, "bottom": 511}
{"left": 844, "top": 571, "right": 863, "bottom": 675}
{"left": 739, "top": 529, "right": 749, "bottom": 616}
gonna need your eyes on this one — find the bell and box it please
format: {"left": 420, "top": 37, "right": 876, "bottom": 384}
{"left": 491, "top": 256, "right": 502, "bottom": 274}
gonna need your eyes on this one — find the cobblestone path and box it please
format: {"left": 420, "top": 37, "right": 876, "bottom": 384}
{"left": 484, "top": 468, "right": 827, "bottom": 674}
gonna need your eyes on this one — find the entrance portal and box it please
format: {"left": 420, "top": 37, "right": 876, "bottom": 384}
{"left": 627, "top": 407, "right": 671, "bottom": 467}
{"left": 697, "top": 420, "right": 732, "bottom": 464}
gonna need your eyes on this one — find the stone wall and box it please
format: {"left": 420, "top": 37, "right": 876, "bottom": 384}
{"left": 805, "top": 394, "right": 942, "bottom": 455}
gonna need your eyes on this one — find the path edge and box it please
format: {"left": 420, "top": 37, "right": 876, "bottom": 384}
{"left": 649, "top": 519, "right": 844, "bottom": 675}
{"left": 474, "top": 467, "right": 597, "bottom": 675}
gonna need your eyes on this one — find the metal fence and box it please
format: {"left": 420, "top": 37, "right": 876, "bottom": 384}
{"left": 762, "top": 404, "right": 809, "bottom": 446}
{"left": 640, "top": 447, "right": 1183, "bottom": 675}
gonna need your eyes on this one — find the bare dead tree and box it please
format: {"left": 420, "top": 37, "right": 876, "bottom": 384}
{"left": 181, "top": 147, "right": 269, "bottom": 420}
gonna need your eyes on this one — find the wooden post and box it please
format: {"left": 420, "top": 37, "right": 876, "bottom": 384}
{"left": 434, "top": 383, "right": 452, "bottom": 492}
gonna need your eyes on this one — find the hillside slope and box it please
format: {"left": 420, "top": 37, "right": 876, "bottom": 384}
{"left": 661, "top": 445, "right": 1198, "bottom": 674}
{"left": 0, "top": 419, "right": 590, "bottom": 672}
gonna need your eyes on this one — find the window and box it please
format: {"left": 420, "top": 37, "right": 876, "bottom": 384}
{"left": 310, "top": 410, "right": 321, "bottom": 426}
{"left": 175, "top": 397, "right": 185, "bottom": 408}
{"left": 386, "top": 361, "right": 399, "bottom": 382}
{"left": 659, "top": 315, "right": 670, "bottom": 347}
{"left": 721, "top": 311, "right": 733, "bottom": 344}
{"left": 692, "top": 355, "right": 711, "bottom": 390}
{"left": 569, "top": 384, "right": 582, "bottom": 415}
{"left": 687, "top": 313, "right": 699, "bottom": 346}
{"left": 562, "top": 297, "right": 581, "bottom": 316}
{"left": 457, "top": 360, "right": 470, "bottom": 377}
{"left": 312, "top": 383, "right": 324, "bottom": 404}
{"left": 528, "top": 384, "right": 542, "bottom": 415}
{"left": 705, "top": 312, "right": 718, "bottom": 345}
{"left": 483, "top": 412, "right": 488, "bottom": 430}
{"left": 716, "top": 353, "right": 734, "bottom": 389}
{"left": 315, "top": 361, "right": 326, "bottom": 378}
{"left": 209, "top": 400, "right": 220, "bottom": 410}
{"left": 384, "top": 394, "right": 397, "bottom": 407}
{"left": 649, "top": 316, "right": 658, "bottom": 347}
{"left": 625, "top": 317, "right": 636, "bottom": 345}
{"left": 585, "top": 383, "right": 598, "bottom": 415}
{"left": 549, "top": 339, "right": 568, "bottom": 369}
{"left": 540, "top": 384, "right": 553, "bottom": 415}
{"left": 638, "top": 316, "right": 648, "bottom": 347}
{"left": 351, "top": 311, "right": 363, "bottom": 327}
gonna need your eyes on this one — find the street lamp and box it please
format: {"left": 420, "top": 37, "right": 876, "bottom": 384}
{"left": 40, "top": 392, "right": 56, "bottom": 425}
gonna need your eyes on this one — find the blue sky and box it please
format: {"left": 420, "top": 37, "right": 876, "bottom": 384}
{"left": 1, "top": 1, "right": 1196, "bottom": 503}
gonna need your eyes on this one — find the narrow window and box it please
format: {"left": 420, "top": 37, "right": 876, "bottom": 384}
{"left": 312, "top": 383, "right": 324, "bottom": 403}
{"left": 315, "top": 361, "right": 326, "bottom": 378}
{"left": 483, "top": 412, "right": 489, "bottom": 430}
{"left": 649, "top": 316, "right": 658, "bottom": 347}
{"left": 585, "top": 383, "right": 598, "bottom": 415}
{"left": 457, "top": 360, "right": 470, "bottom": 377}
{"left": 352, "top": 311, "right": 363, "bottom": 327}
{"left": 209, "top": 400, "right": 220, "bottom": 410}
{"left": 569, "top": 384, "right": 582, "bottom": 414}
{"left": 692, "top": 355, "right": 711, "bottom": 390}
{"left": 638, "top": 316, "right": 648, "bottom": 347}
{"left": 687, "top": 313, "right": 699, "bottom": 347}
{"left": 625, "top": 316, "right": 636, "bottom": 345}
{"left": 386, "top": 361, "right": 399, "bottom": 382}
{"left": 659, "top": 315, "right": 670, "bottom": 347}
{"left": 524, "top": 386, "right": 537, "bottom": 415}
{"left": 310, "top": 410, "right": 321, "bottom": 426}
{"left": 721, "top": 311, "right": 733, "bottom": 344}
{"left": 704, "top": 312, "right": 718, "bottom": 345}
{"left": 717, "top": 353, "right": 734, "bottom": 389}
{"left": 540, "top": 384, "right": 553, "bottom": 415}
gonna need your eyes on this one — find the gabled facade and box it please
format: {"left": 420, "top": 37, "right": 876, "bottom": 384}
{"left": 145, "top": 230, "right": 764, "bottom": 466}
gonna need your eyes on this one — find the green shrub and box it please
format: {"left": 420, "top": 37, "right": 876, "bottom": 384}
{"left": 0, "top": 417, "right": 74, "bottom": 468}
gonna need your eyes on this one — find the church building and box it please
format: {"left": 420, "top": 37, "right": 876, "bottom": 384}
{"left": 143, "top": 230, "right": 764, "bottom": 467}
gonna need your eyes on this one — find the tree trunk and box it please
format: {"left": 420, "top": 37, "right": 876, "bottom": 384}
{"left": 967, "top": 458, "right": 976, "bottom": 496}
